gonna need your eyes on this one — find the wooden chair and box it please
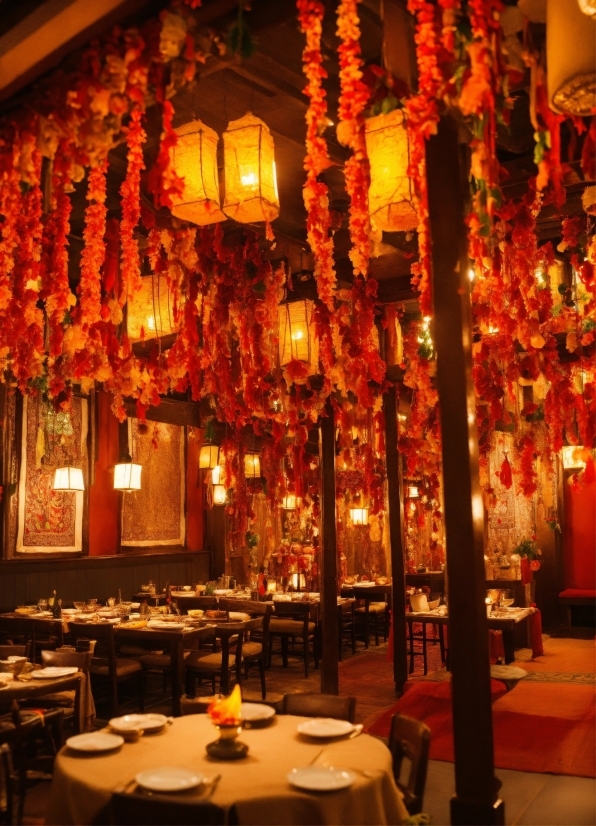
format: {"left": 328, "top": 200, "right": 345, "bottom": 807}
{"left": 19, "top": 650, "right": 92, "bottom": 733}
{"left": 388, "top": 713, "right": 431, "bottom": 815}
{"left": 355, "top": 598, "right": 389, "bottom": 648}
{"left": 219, "top": 600, "right": 272, "bottom": 699}
{"left": 338, "top": 601, "right": 356, "bottom": 660}
{"left": 0, "top": 619, "right": 34, "bottom": 652}
{"left": 31, "top": 619, "right": 64, "bottom": 662}
{"left": 268, "top": 602, "right": 318, "bottom": 677}
{"left": 110, "top": 791, "right": 227, "bottom": 825}
{"left": 406, "top": 617, "right": 446, "bottom": 675}
{"left": 0, "top": 645, "right": 29, "bottom": 660}
{"left": 68, "top": 623, "right": 142, "bottom": 717}
{"left": 281, "top": 693, "right": 356, "bottom": 723}
{"left": 185, "top": 624, "right": 246, "bottom": 698}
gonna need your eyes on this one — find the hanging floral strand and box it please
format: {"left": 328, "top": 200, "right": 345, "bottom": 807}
{"left": 119, "top": 106, "right": 146, "bottom": 307}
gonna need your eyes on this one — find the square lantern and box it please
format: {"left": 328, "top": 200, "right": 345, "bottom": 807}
{"left": 561, "top": 445, "right": 589, "bottom": 469}
{"left": 244, "top": 451, "right": 261, "bottom": 478}
{"left": 350, "top": 507, "right": 369, "bottom": 526}
{"left": 281, "top": 494, "right": 300, "bottom": 510}
{"left": 53, "top": 467, "right": 85, "bottom": 491}
{"left": 223, "top": 113, "right": 279, "bottom": 223}
{"left": 365, "top": 109, "right": 418, "bottom": 233}
{"left": 278, "top": 299, "right": 319, "bottom": 375}
{"left": 171, "top": 120, "right": 226, "bottom": 225}
{"left": 114, "top": 455, "right": 142, "bottom": 492}
{"left": 212, "top": 484, "right": 227, "bottom": 505}
{"left": 199, "top": 443, "right": 220, "bottom": 470}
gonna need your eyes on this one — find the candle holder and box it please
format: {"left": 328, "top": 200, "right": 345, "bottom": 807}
{"left": 206, "top": 723, "right": 248, "bottom": 760}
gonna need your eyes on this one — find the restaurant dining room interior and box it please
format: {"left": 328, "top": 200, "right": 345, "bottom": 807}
{"left": 0, "top": 0, "right": 594, "bottom": 823}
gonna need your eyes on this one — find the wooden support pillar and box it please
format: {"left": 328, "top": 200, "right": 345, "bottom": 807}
{"left": 319, "top": 398, "right": 339, "bottom": 694}
{"left": 426, "top": 115, "right": 504, "bottom": 825}
{"left": 383, "top": 383, "right": 408, "bottom": 694}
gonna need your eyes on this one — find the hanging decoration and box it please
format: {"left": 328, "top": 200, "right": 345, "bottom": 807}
{"left": 171, "top": 120, "right": 226, "bottom": 225}
{"left": 222, "top": 113, "right": 280, "bottom": 223}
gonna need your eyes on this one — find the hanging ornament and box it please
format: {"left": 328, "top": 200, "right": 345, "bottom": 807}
{"left": 223, "top": 113, "right": 279, "bottom": 223}
{"left": 171, "top": 120, "right": 226, "bottom": 225}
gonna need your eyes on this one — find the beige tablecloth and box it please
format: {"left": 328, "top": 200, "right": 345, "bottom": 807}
{"left": 46, "top": 714, "right": 407, "bottom": 825}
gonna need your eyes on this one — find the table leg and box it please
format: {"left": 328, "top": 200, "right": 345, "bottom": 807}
{"left": 502, "top": 627, "right": 515, "bottom": 664}
{"left": 170, "top": 637, "right": 184, "bottom": 717}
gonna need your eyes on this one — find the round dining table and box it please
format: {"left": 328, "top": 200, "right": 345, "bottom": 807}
{"left": 45, "top": 713, "right": 408, "bottom": 825}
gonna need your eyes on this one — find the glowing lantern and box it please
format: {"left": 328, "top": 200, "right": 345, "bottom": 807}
{"left": 212, "top": 484, "right": 227, "bottom": 505}
{"left": 244, "top": 451, "right": 261, "bottom": 478}
{"left": 406, "top": 485, "right": 421, "bottom": 499}
{"left": 114, "top": 454, "right": 142, "bottom": 492}
{"left": 53, "top": 467, "right": 84, "bottom": 491}
{"left": 278, "top": 299, "right": 319, "bottom": 374}
{"left": 223, "top": 113, "right": 279, "bottom": 223}
{"left": 350, "top": 507, "right": 369, "bottom": 526}
{"left": 199, "top": 443, "right": 220, "bottom": 470}
{"left": 281, "top": 494, "right": 300, "bottom": 510}
{"left": 578, "top": 0, "right": 596, "bottom": 16}
{"left": 365, "top": 109, "right": 417, "bottom": 233}
{"left": 127, "top": 274, "right": 179, "bottom": 341}
{"left": 561, "top": 445, "right": 591, "bottom": 469}
{"left": 211, "top": 465, "right": 222, "bottom": 485}
{"left": 171, "top": 120, "right": 226, "bottom": 225}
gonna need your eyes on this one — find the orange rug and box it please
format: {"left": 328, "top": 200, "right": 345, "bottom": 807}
{"left": 515, "top": 636, "right": 596, "bottom": 674}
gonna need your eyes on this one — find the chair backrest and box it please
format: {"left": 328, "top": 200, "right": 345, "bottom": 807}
{"left": 41, "top": 649, "right": 92, "bottom": 675}
{"left": 68, "top": 622, "right": 116, "bottom": 678}
{"left": 0, "top": 618, "right": 34, "bottom": 649}
{"left": 281, "top": 693, "right": 356, "bottom": 723}
{"left": 388, "top": 713, "right": 431, "bottom": 815}
{"left": 174, "top": 596, "right": 217, "bottom": 613}
{"left": 32, "top": 618, "right": 64, "bottom": 647}
{"left": 111, "top": 792, "right": 226, "bottom": 825}
{"left": 0, "top": 644, "right": 28, "bottom": 660}
{"left": 220, "top": 600, "right": 272, "bottom": 653}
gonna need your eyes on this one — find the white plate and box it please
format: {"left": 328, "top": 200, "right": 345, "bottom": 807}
{"left": 66, "top": 732, "right": 124, "bottom": 753}
{"left": 109, "top": 713, "right": 168, "bottom": 734}
{"left": 213, "top": 589, "right": 232, "bottom": 596}
{"left": 147, "top": 621, "right": 184, "bottom": 630}
{"left": 31, "top": 667, "right": 78, "bottom": 679}
{"left": 297, "top": 718, "right": 355, "bottom": 739}
{"left": 288, "top": 766, "right": 356, "bottom": 792}
{"left": 135, "top": 767, "right": 204, "bottom": 793}
{"left": 241, "top": 703, "right": 276, "bottom": 723}
{"left": 353, "top": 581, "right": 376, "bottom": 587}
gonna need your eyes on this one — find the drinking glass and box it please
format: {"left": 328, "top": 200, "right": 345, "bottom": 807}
{"left": 500, "top": 589, "right": 514, "bottom": 609}
{"left": 73, "top": 601, "right": 85, "bottom": 612}
{"left": 107, "top": 597, "right": 116, "bottom": 608}
{"left": 37, "top": 599, "right": 48, "bottom": 613}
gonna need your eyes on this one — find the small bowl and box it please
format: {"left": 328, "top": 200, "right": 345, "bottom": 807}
{"left": 182, "top": 585, "right": 192, "bottom": 591}
{"left": 187, "top": 609, "right": 204, "bottom": 619}
{"left": 0, "top": 657, "right": 27, "bottom": 677}
{"left": 427, "top": 599, "right": 440, "bottom": 610}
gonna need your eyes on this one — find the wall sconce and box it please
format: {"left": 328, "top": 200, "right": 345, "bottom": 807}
{"left": 223, "top": 112, "right": 279, "bottom": 223}
{"left": 212, "top": 484, "right": 227, "bottom": 506}
{"left": 52, "top": 467, "right": 85, "bottom": 491}
{"left": 114, "top": 453, "right": 142, "bottom": 492}
{"left": 406, "top": 485, "right": 421, "bottom": 499}
{"left": 244, "top": 451, "right": 261, "bottom": 479}
{"left": 171, "top": 119, "right": 226, "bottom": 226}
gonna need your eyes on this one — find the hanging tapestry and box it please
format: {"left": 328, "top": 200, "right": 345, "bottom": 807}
{"left": 121, "top": 420, "right": 185, "bottom": 546}
{"left": 16, "top": 396, "right": 87, "bottom": 553}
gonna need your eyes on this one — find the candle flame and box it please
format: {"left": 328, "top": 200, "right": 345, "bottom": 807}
{"left": 208, "top": 684, "right": 242, "bottom": 725}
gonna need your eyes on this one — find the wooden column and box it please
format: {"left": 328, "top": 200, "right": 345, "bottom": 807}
{"left": 319, "top": 398, "right": 339, "bottom": 694}
{"left": 426, "top": 115, "right": 505, "bottom": 825}
{"left": 383, "top": 383, "right": 408, "bottom": 693}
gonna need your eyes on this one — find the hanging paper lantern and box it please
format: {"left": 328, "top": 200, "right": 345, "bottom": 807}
{"left": 365, "top": 109, "right": 417, "bottom": 233}
{"left": 171, "top": 120, "right": 226, "bottom": 225}
{"left": 212, "top": 484, "right": 227, "bottom": 505}
{"left": 127, "top": 274, "right": 180, "bottom": 341}
{"left": 199, "top": 443, "right": 220, "bottom": 470}
{"left": 278, "top": 299, "right": 319, "bottom": 375}
{"left": 53, "top": 467, "right": 84, "bottom": 491}
{"left": 244, "top": 451, "right": 261, "bottom": 478}
{"left": 561, "top": 445, "right": 592, "bottom": 469}
{"left": 114, "top": 454, "right": 142, "bottom": 492}
{"left": 223, "top": 113, "right": 279, "bottom": 223}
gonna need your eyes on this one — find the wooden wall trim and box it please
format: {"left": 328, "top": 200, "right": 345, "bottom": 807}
{"left": 0, "top": 549, "right": 210, "bottom": 574}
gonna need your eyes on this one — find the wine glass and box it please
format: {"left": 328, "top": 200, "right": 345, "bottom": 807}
{"left": 107, "top": 597, "right": 116, "bottom": 608}
{"left": 500, "top": 589, "right": 514, "bottom": 609}
{"left": 73, "top": 601, "right": 85, "bottom": 612}
{"left": 37, "top": 598, "right": 48, "bottom": 613}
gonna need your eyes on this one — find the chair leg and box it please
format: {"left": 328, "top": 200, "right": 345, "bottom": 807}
{"left": 374, "top": 613, "right": 380, "bottom": 646}
{"left": 186, "top": 671, "right": 196, "bottom": 699}
{"left": 351, "top": 620, "right": 356, "bottom": 654}
{"left": 111, "top": 679, "right": 119, "bottom": 718}
{"left": 304, "top": 638, "right": 309, "bottom": 678}
{"left": 364, "top": 612, "right": 370, "bottom": 649}
{"left": 139, "top": 671, "right": 146, "bottom": 713}
{"left": 422, "top": 624, "right": 428, "bottom": 675}
{"left": 281, "top": 636, "right": 289, "bottom": 668}
{"left": 258, "top": 657, "right": 266, "bottom": 700}
{"left": 408, "top": 625, "right": 414, "bottom": 674}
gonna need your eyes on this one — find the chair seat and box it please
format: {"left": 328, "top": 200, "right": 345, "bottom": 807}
{"left": 185, "top": 651, "right": 225, "bottom": 671}
{"left": 119, "top": 646, "right": 164, "bottom": 657}
{"left": 242, "top": 641, "right": 263, "bottom": 658}
{"left": 22, "top": 690, "right": 76, "bottom": 708}
{"left": 270, "top": 619, "right": 316, "bottom": 636}
{"left": 91, "top": 658, "right": 142, "bottom": 677}
{"left": 356, "top": 602, "right": 387, "bottom": 613}
{"left": 137, "top": 652, "right": 191, "bottom": 669}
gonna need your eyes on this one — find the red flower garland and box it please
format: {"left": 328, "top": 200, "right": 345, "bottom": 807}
{"left": 119, "top": 106, "right": 146, "bottom": 306}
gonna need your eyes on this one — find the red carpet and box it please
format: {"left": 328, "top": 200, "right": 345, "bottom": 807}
{"left": 367, "top": 679, "right": 596, "bottom": 778}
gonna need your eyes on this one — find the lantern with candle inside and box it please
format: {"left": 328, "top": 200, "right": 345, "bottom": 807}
{"left": 281, "top": 493, "right": 300, "bottom": 510}
{"left": 212, "top": 484, "right": 227, "bottom": 506}
{"left": 53, "top": 467, "right": 85, "bottom": 492}
{"left": 223, "top": 113, "right": 279, "bottom": 223}
{"left": 170, "top": 120, "right": 226, "bottom": 225}
{"left": 278, "top": 299, "right": 319, "bottom": 379}
{"left": 114, "top": 454, "right": 142, "bottom": 492}
{"left": 290, "top": 572, "right": 306, "bottom": 591}
{"left": 266, "top": 578, "right": 278, "bottom": 594}
{"left": 199, "top": 443, "right": 220, "bottom": 470}
{"left": 244, "top": 451, "right": 261, "bottom": 479}
{"left": 365, "top": 109, "right": 417, "bottom": 233}
{"left": 349, "top": 496, "right": 369, "bottom": 526}
{"left": 127, "top": 274, "right": 179, "bottom": 342}
{"left": 206, "top": 684, "right": 248, "bottom": 759}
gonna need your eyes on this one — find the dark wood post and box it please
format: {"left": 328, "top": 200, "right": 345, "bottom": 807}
{"left": 319, "top": 398, "right": 339, "bottom": 694}
{"left": 383, "top": 383, "right": 408, "bottom": 693}
{"left": 426, "top": 114, "right": 505, "bottom": 825}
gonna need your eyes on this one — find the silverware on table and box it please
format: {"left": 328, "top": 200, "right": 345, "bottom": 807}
{"left": 349, "top": 724, "right": 364, "bottom": 739}
{"left": 203, "top": 773, "right": 222, "bottom": 799}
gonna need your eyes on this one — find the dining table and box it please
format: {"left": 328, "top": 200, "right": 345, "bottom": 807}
{"left": 0, "top": 670, "right": 91, "bottom": 732}
{"left": 45, "top": 713, "right": 408, "bottom": 825}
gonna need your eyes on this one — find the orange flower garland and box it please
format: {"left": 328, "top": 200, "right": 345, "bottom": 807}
{"left": 119, "top": 106, "right": 146, "bottom": 307}
{"left": 79, "top": 160, "right": 108, "bottom": 330}
{"left": 0, "top": 134, "right": 23, "bottom": 375}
